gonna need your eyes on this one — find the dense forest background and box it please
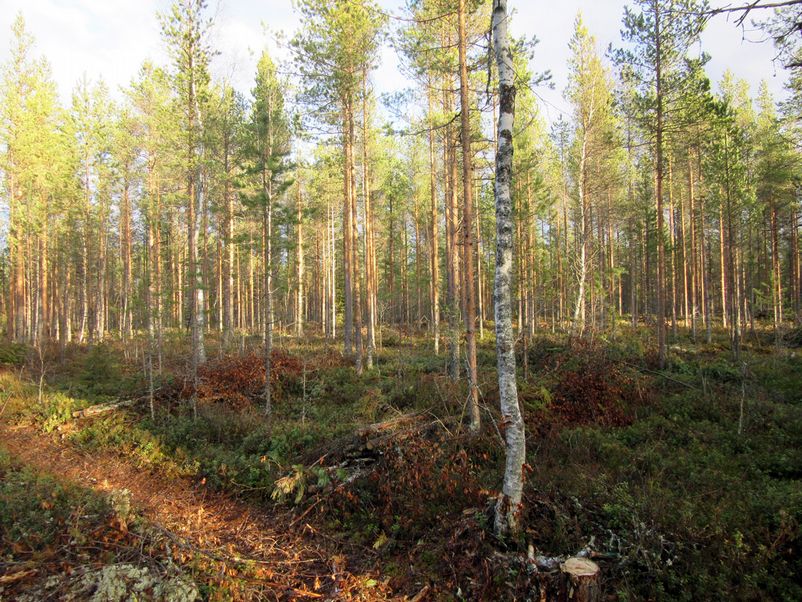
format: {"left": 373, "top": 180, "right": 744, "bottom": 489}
{"left": 1, "top": 0, "right": 800, "bottom": 364}
{"left": 2, "top": 0, "right": 801, "bottom": 370}
{"left": 1, "top": 1, "right": 802, "bottom": 600}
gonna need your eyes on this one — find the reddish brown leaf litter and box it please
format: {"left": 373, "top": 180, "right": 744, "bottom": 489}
{"left": 0, "top": 423, "right": 398, "bottom": 600}
{"left": 156, "top": 351, "right": 306, "bottom": 410}
{"left": 527, "top": 341, "right": 651, "bottom": 433}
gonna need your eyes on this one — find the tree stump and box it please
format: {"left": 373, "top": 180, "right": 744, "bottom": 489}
{"left": 561, "top": 557, "right": 600, "bottom": 602}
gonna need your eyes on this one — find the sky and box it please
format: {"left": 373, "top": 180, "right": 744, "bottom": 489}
{"left": 0, "top": 0, "right": 791, "bottom": 125}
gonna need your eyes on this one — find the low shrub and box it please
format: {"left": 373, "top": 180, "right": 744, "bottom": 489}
{"left": 0, "top": 342, "right": 27, "bottom": 367}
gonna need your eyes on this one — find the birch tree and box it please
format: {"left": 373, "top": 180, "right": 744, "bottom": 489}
{"left": 491, "top": 0, "right": 525, "bottom": 536}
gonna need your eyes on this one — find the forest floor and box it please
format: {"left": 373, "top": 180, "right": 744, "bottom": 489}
{"left": 1, "top": 324, "right": 801, "bottom": 600}
{"left": 0, "top": 421, "right": 387, "bottom": 600}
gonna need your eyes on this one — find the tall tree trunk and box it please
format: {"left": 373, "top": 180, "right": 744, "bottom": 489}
{"left": 428, "top": 86, "right": 440, "bottom": 355}
{"left": 679, "top": 159, "right": 690, "bottom": 330}
{"left": 688, "top": 153, "right": 698, "bottom": 340}
{"left": 492, "top": 0, "right": 524, "bottom": 536}
{"left": 330, "top": 202, "right": 337, "bottom": 340}
{"left": 38, "top": 199, "right": 48, "bottom": 343}
{"left": 668, "top": 156, "right": 678, "bottom": 338}
{"left": 770, "top": 197, "right": 783, "bottom": 340}
{"left": 343, "top": 100, "right": 354, "bottom": 357}
{"left": 263, "top": 186, "right": 273, "bottom": 414}
{"left": 97, "top": 208, "right": 107, "bottom": 341}
{"left": 351, "top": 102, "right": 364, "bottom": 374}
{"left": 6, "top": 176, "right": 16, "bottom": 340}
{"left": 573, "top": 135, "right": 589, "bottom": 336}
{"left": 724, "top": 132, "right": 739, "bottom": 358}
{"left": 403, "top": 213, "right": 410, "bottom": 327}
{"left": 442, "top": 32, "right": 460, "bottom": 379}
{"left": 654, "top": 2, "right": 667, "bottom": 369}
{"left": 718, "top": 202, "right": 728, "bottom": 328}
{"left": 415, "top": 197, "right": 422, "bottom": 327}
{"left": 121, "top": 179, "right": 132, "bottom": 341}
{"left": 223, "top": 131, "right": 234, "bottom": 348}
{"left": 363, "top": 72, "right": 376, "bottom": 367}
{"left": 388, "top": 192, "right": 396, "bottom": 322}
{"left": 700, "top": 186, "right": 712, "bottom": 343}
{"left": 477, "top": 182, "right": 485, "bottom": 340}
{"left": 457, "top": 0, "right": 481, "bottom": 422}
{"left": 296, "top": 175, "right": 304, "bottom": 339}
{"left": 791, "top": 203, "right": 800, "bottom": 321}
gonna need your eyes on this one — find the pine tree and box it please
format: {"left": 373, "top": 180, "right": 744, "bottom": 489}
{"left": 242, "top": 51, "right": 293, "bottom": 415}
{"left": 615, "top": 0, "right": 708, "bottom": 368}
{"left": 292, "top": 0, "right": 385, "bottom": 370}
{"left": 160, "top": 0, "right": 213, "bottom": 417}
{"left": 566, "top": 13, "right": 618, "bottom": 336}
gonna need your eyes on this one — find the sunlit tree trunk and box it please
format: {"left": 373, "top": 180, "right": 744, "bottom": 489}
{"left": 492, "top": 0, "right": 524, "bottom": 536}
{"left": 362, "top": 72, "right": 376, "bottom": 367}
{"left": 343, "top": 99, "right": 354, "bottom": 358}
{"left": 719, "top": 202, "right": 728, "bottom": 329}
{"left": 573, "top": 135, "right": 589, "bottom": 336}
{"left": 120, "top": 178, "right": 132, "bottom": 341}
{"left": 295, "top": 175, "right": 304, "bottom": 339}
{"left": 38, "top": 198, "right": 49, "bottom": 343}
{"left": 428, "top": 86, "right": 440, "bottom": 355}
{"left": 688, "top": 153, "right": 699, "bottom": 340}
{"left": 223, "top": 128, "right": 234, "bottom": 348}
{"left": 668, "top": 156, "right": 678, "bottom": 338}
{"left": 444, "top": 85, "right": 460, "bottom": 380}
{"left": 654, "top": 2, "right": 667, "bottom": 369}
{"left": 350, "top": 101, "right": 364, "bottom": 374}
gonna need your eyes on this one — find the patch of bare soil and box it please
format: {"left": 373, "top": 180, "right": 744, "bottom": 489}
{"left": 0, "top": 423, "right": 397, "bottom": 600}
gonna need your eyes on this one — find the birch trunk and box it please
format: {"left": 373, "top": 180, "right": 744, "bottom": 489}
{"left": 264, "top": 186, "right": 273, "bottom": 415}
{"left": 573, "top": 136, "right": 589, "bottom": 336}
{"left": 296, "top": 176, "right": 304, "bottom": 339}
{"left": 492, "top": 0, "right": 525, "bottom": 536}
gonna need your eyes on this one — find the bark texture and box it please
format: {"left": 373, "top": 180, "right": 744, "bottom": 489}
{"left": 492, "top": 0, "right": 525, "bottom": 536}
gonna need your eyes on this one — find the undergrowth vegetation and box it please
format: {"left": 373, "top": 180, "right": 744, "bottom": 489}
{"left": 1, "top": 328, "right": 801, "bottom": 600}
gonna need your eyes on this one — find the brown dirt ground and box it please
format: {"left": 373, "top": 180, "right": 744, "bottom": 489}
{"left": 0, "top": 422, "right": 404, "bottom": 601}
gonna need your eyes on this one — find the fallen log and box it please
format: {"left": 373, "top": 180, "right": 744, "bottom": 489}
{"left": 71, "top": 398, "right": 137, "bottom": 419}
{"left": 301, "top": 411, "right": 449, "bottom": 464}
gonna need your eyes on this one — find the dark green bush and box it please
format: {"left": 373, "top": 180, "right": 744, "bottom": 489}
{"left": 0, "top": 342, "right": 26, "bottom": 366}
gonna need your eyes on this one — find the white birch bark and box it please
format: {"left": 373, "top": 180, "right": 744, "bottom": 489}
{"left": 492, "top": 0, "right": 526, "bottom": 536}
{"left": 296, "top": 177, "right": 304, "bottom": 339}
{"left": 573, "top": 137, "right": 588, "bottom": 334}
